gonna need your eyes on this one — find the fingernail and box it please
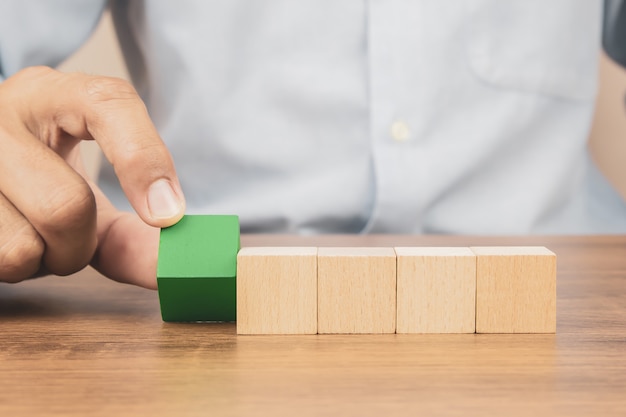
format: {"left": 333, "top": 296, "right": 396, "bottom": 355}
{"left": 148, "top": 179, "right": 183, "bottom": 220}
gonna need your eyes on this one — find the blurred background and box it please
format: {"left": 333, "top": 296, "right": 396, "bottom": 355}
{"left": 61, "top": 11, "right": 626, "bottom": 200}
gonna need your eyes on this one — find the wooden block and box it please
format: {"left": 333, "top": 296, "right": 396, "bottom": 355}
{"left": 157, "top": 215, "right": 240, "bottom": 322}
{"left": 471, "top": 246, "right": 556, "bottom": 333}
{"left": 237, "top": 247, "right": 317, "bottom": 335}
{"left": 317, "top": 247, "right": 396, "bottom": 334}
{"left": 395, "top": 247, "right": 476, "bottom": 333}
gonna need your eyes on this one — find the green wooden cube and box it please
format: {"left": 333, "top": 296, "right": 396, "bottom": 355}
{"left": 157, "top": 215, "right": 240, "bottom": 322}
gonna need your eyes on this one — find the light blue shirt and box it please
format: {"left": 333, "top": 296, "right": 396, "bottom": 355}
{"left": 2, "top": 0, "right": 626, "bottom": 234}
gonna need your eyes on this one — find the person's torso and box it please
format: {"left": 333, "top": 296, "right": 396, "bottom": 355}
{"left": 99, "top": 0, "right": 626, "bottom": 234}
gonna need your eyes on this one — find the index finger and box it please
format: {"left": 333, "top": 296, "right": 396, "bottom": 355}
{"left": 17, "top": 67, "right": 186, "bottom": 227}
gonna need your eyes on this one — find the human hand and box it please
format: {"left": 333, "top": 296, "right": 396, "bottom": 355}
{"left": 0, "top": 66, "right": 185, "bottom": 289}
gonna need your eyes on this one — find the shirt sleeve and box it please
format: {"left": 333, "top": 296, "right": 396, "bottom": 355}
{"left": 0, "top": 0, "right": 107, "bottom": 79}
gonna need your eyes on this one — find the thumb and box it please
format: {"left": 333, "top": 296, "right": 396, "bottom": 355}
{"left": 90, "top": 181, "right": 161, "bottom": 289}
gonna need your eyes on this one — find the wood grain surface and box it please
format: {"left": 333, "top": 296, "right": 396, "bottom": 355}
{"left": 1, "top": 235, "right": 625, "bottom": 416}
{"left": 237, "top": 247, "right": 317, "bottom": 334}
{"left": 472, "top": 246, "right": 557, "bottom": 334}
{"left": 317, "top": 247, "right": 396, "bottom": 334}
{"left": 395, "top": 247, "right": 476, "bottom": 333}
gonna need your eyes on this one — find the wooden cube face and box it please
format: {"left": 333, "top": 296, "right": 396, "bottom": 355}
{"left": 317, "top": 247, "right": 396, "bottom": 334}
{"left": 395, "top": 247, "right": 476, "bottom": 334}
{"left": 471, "top": 247, "right": 556, "bottom": 334}
{"left": 236, "top": 247, "right": 318, "bottom": 335}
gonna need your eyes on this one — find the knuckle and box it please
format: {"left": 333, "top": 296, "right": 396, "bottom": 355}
{"left": 3, "top": 66, "right": 56, "bottom": 97}
{"left": 40, "top": 182, "right": 96, "bottom": 234}
{"left": 83, "top": 76, "right": 138, "bottom": 104}
{"left": 0, "top": 225, "right": 44, "bottom": 283}
{"left": 10, "top": 66, "right": 56, "bottom": 84}
{"left": 0, "top": 66, "right": 56, "bottom": 109}
{"left": 17, "top": 65, "right": 55, "bottom": 78}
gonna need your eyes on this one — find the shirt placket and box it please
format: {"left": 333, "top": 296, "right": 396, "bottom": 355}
{"left": 364, "top": 0, "right": 425, "bottom": 233}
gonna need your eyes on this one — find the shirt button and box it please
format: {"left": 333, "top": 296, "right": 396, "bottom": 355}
{"left": 391, "top": 120, "right": 410, "bottom": 142}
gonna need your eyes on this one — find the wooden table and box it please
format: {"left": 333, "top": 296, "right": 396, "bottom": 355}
{"left": 1, "top": 235, "right": 625, "bottom": 416}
